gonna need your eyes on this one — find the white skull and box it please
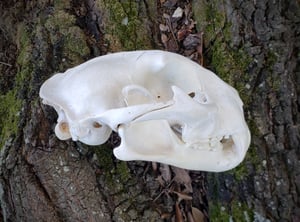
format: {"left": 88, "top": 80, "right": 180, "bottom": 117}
{"left": 39, "top": 50, "right": 250, "bottom": 172}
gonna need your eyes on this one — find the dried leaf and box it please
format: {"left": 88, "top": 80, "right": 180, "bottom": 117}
{"left": 172, "top": 7, "right": 183, "bottom": 18}
{"left": 177, "top": 28, "right": 190, "bottom": 41}
{"left": 161, "top": 212, "right": 172, "bottom": 219}
{"left": 191, "top": 207, "right": 205, "bottom": 222}
{"left": 159, "top": 23, "right": 169, "bottom": 32}
{"left": 171, "top": 166, "right": 193, "bottom": 193}
{"left": 166, "top": 37, "right": 179, "bottom": 52}
{"left": 187, "top": 211, "right": 195, "bottom": 222}
{"left": 184, "top": 5, "right": 191, "bottom": 19}
{"left": 172, "top": 190, "right": 193, "bottom": 202}
{"left": 163, "top": 0, "right": 178, "bottom": 8}
{"left": 161, "top": 33, "right": 169, "bottom": 44}
{"left": 183, "top": 34, "right": 201, "bottom": 49}
{"left": 163, "top": 13, "right": 170, "bottom": 19}
{"left": 160, "top": 163, "right": 171, "bottom": 182}
{"left": 175, "top": 202, "right": 184, "bottom": 222}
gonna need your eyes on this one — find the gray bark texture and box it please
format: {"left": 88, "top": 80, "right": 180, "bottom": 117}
{"left": 0, "top": 0, "right": 299, "bottom": 222}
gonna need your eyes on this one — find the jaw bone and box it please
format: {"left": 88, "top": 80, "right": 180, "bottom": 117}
{"left": 113, "top": 85, "right": 250, "bottom": 172}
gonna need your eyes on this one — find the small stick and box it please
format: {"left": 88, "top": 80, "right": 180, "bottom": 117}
{"left": 0, "top": 61, "right": 12, "bottom": 67}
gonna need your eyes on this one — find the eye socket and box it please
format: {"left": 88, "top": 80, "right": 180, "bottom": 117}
{"left": 93, "top": 122, "right": 102, "bottom": 128}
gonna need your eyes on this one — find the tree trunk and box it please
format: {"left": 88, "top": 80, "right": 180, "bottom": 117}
{"left": 192, "top": 1, "right": 300, "bottom": 221}
{"left": 0, "top": 0, "right": 299, "bottom": 222}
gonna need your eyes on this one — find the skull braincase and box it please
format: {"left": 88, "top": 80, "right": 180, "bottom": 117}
{"left": 39, "top": 50, "right": 250, "bottom": 172}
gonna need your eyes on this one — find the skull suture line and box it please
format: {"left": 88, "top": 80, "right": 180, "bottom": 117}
{"left": 39, "top": 50, "right": 250, "bottom": 172}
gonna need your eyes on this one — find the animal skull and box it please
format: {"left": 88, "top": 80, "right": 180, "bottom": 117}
{"left": 39, "top": 50, "right": 250, "bottom": 172}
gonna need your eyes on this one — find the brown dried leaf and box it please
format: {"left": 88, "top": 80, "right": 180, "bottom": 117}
{"left": 175, "top": 202, "right": 184, "bottom": 222}
{"left": 160, "top": 163, "right": 171, "bottom": 182}
{"left": 177, "top": 28, "right": 190, "bottom": 41}
{"left": 161, "top": 33, "right": 169, "bottom": 47}
{"left": 166, "top": 37, "right": 179, "bottom": 52}
{"left": 191, "top": 207, "right": 205, "bottom": 222}
{"left": 172, "top": 190, "right": 193, "bottom": 203}
{"left": 184, "top": 5, "right": 191, "bottom": 19}
{"left": 161, "top": 212, "right": 172, "bottom": 219}
{"left": 187, "top": 211, "right": 195, "bottom": 222}
{"left": 171, "top": 166, "right": 193, "bottom": 193}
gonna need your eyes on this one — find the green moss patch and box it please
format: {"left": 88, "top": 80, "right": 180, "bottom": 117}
{"left": 94, "top": 145, "right": 131, "bottom": 187}
{"left": 0, "top": 24, "right": 31, "bottom": 149}
{"left": 97, "top": 0, "right": 153, "bottom": 51}
{"left": 192, "top": 0, "right": 252, "bottom": 105}
{"left": 210, "top": 201, "right": 254, "bottom": 221}
{"left": 0, "top": 91, "right": 22, "bottom": 148}
{"left": 44, "top": 9, "right": 90, "bottom": 67}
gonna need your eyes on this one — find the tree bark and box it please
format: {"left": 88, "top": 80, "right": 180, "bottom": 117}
{"left": 192, "top": 0, "right": 300, "bottom": 221}
{"left": 0, "top": 0, "right": 299, "bottom": 222}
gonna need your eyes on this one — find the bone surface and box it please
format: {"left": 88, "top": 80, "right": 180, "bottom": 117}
{"left": 39, "top": 50, "right": 251, "bottom": 172}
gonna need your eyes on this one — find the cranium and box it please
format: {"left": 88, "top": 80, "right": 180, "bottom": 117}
{"left": 39, "top": 50, "right": 250, "bottom": 172}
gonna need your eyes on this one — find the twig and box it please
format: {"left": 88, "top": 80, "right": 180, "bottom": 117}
{"left": 0, "top": 61, "right": 12, "bottom": 67}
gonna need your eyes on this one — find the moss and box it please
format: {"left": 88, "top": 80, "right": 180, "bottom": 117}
{"left": 193, "top": 2, "right": 256, "bottom": 220}
{"left": 16, "top": 24, "right": 32, "bottom": 67}
{"left": 193, "top": 1, "right": 252, "bottom": 105}
{"left": 0, "top": 91, "right": 22, "bottom": 148}
{"left": 16, "top": 23, "right": 34, "bottom": 86}
{"left": 192, "top": 0, "right": 226, "bottom": 46}
{"left": 94, "top": 145, "right": 115, "bottom": 172}
{"left": 97, "top": 0, "right": 153, "bottom": 51}
{"left": 230, "top": 118, "right": 260, "bottom": 180}
{"left": 0, "top": 24, "right": 33, "bottom": 149}
{"left": 231, "top": 146, "right": 259, "bottom": 181}
{"left": 209, "top": 202, "right": 231, "bottom": 221}
{"left": 53, "top": 0, "right": 71, "bottom": 10}
{"left": 44, "top": 9, "right": 90, "bottom": 68}
{"left": 94, "top": 145, "right": 131, "bottom": 187}
{"left": 231, "top": 162, "right": 248, "bottom": 181}
{"left": 231, "top": 115, "right": 263, "bottom": 180}
{"left": 1, "top": 1, "right": 90, "bottom": 149}
{"left": 114, "top": 161, "right": 131, "bottom": 183}
{"left": 210, "top": 32, "right": 252, "bottom": 105}
{"left": 209, "top": 201, "right": 254, "bottom": 221}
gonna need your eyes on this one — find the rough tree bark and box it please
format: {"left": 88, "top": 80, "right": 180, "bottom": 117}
{"left": 0, "top": 0, "right": 299, "bottom": 222}
{"left": 193, "top": 1, "right": 300, "bottom": 221}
